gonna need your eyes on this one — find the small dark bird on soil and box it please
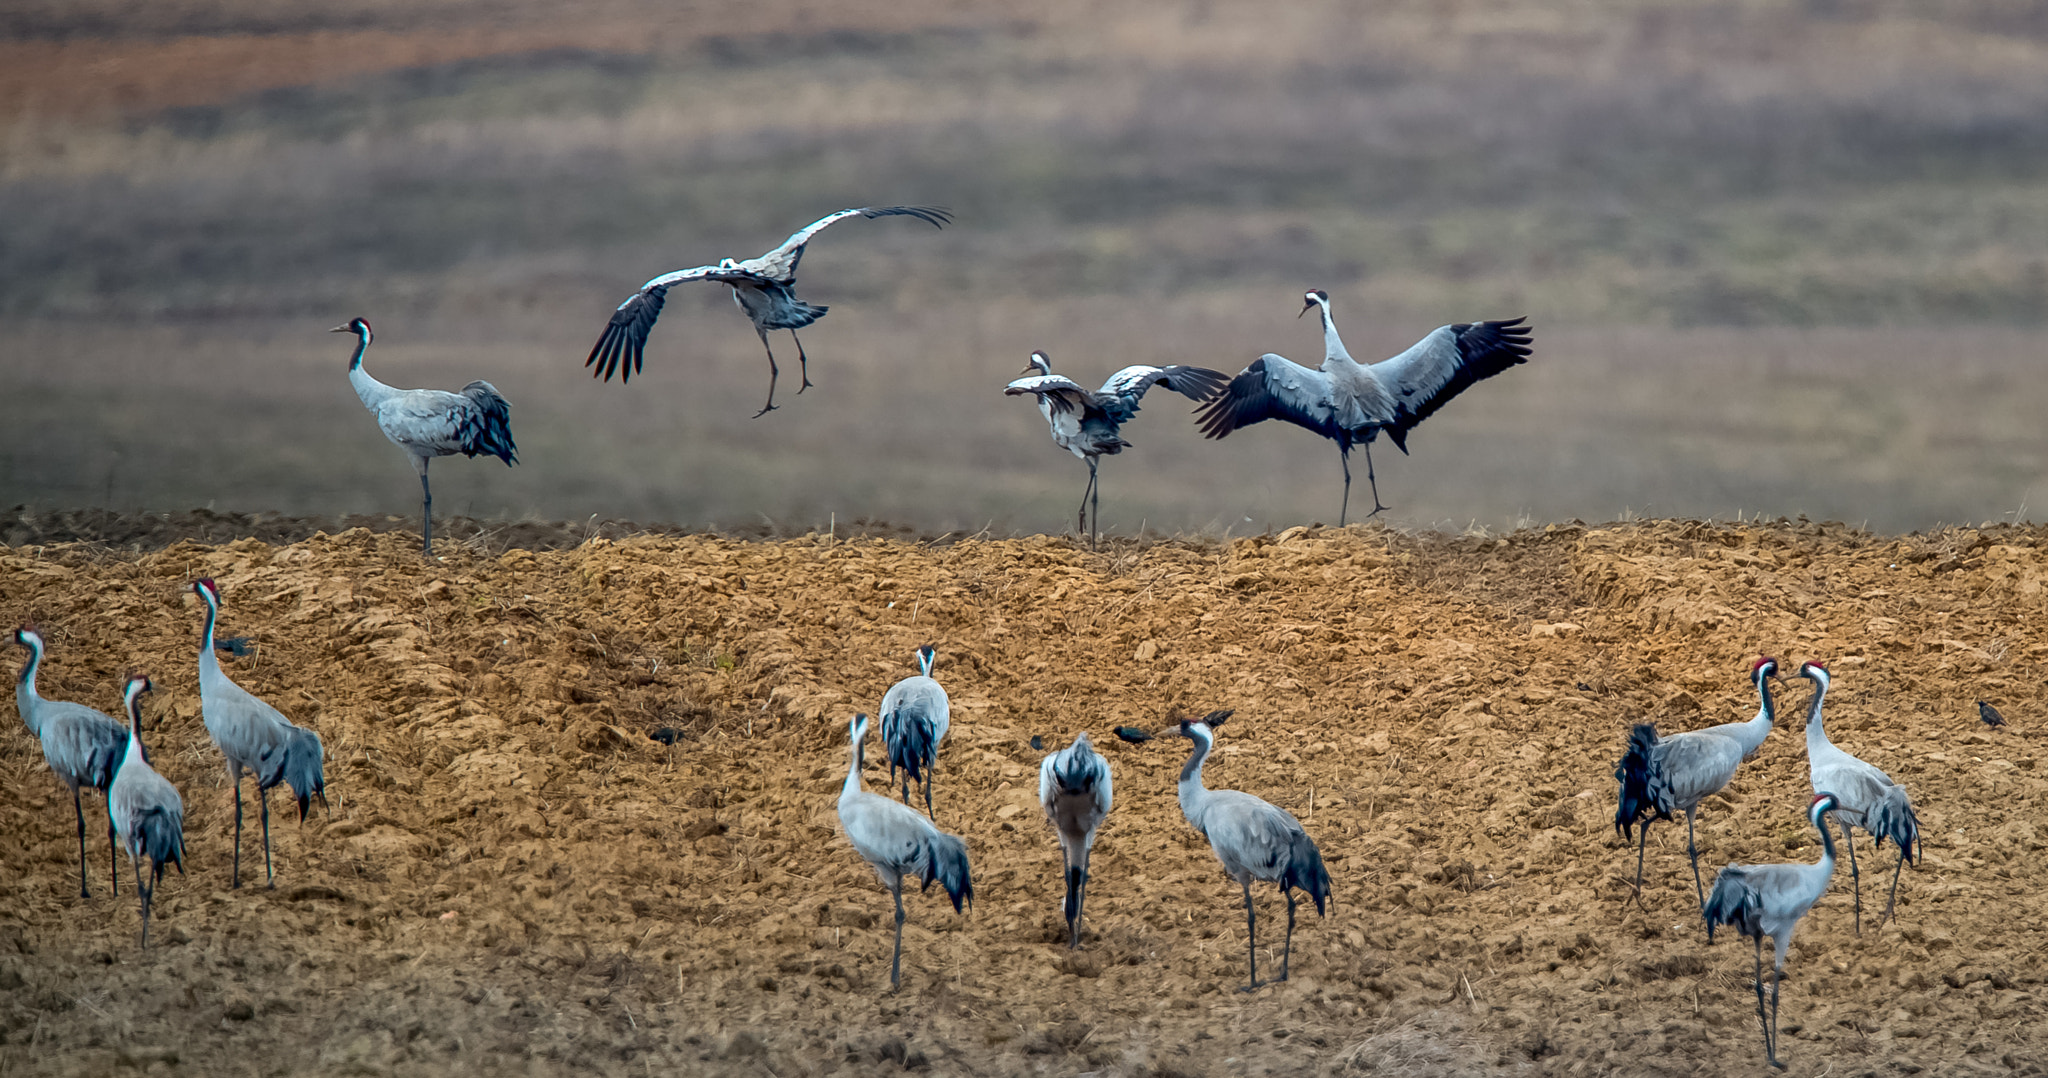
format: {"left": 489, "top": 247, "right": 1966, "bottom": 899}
{"left": 1977, "top": 701, "right": 2006, "bottom": 729}
{"left": 1113, "top": 727, "right": 1154, "bottom": 744}
{"left": 649, "top": 727, "right": 684, "bottom": 745}
{"left": 214, "top": 636, "right": 255, "bottom": 657}
{"left": 1030, "top": 735, "right": 1044, "bottom": 751}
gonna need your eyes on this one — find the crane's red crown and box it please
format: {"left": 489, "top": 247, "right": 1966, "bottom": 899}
{"left": 1752, "top": 655, "right": 1779, "bottom": 673}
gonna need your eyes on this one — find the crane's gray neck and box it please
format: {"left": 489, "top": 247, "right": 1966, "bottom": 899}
{"left": 347, "top": 328, "right": 370, "bottom": 372}
{"left": 347, "top": 337, "right": 398, "bottom": 411}
{"left": 122, "top": 686, "right": 150, "bottom": 767}
{"left": 1802, "top": 675, "right": 1829, "bottom": 750}
{"left": 197, "top": 592, "right": 224, "bottom": 678}
{"left": 1316, "top": 300, "right": 1354, "bottom": 366}
{"left": 1811, "top": 802, "right": 1837, "bottom": 867}
{"left": 14, "top": 640, "right": 41, "bottom": 734}
{"left": 843, "top": 726, "right": 866, "bottom": 796}
{"left": 1728, "top": 665, "right": 1776, "bottom": 755}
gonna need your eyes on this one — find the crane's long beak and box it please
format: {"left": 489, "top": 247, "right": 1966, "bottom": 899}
{"left": 328, "top": 324, "right": 352, "bottom": 333}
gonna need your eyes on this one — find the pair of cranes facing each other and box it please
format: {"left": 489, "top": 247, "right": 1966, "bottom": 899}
{"left": 837, "top": 677, "right": 1328, "bottom": 993}
{"left": 1008, "top": 291, "right": 1534, "bottom": 544}
{"left": 1617, "top": 658, "right": 1922, "bottom": 1071}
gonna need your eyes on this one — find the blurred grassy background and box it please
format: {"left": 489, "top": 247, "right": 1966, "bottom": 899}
{"left": 3, "top": 0, "right": 2046, "bottom": 536}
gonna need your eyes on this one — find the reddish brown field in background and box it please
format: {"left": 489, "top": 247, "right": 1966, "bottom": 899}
{"left": 2, "top": 520, "right": 2043, "bottom": 1075}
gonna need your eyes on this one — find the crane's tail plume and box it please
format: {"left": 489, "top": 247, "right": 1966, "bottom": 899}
{"left": 281, "top": 728, "right": 328, "bottom": 821}
{"left": 1613, "top": 723, "right": 1668, "bottom": 839}
{"left": 884, "top": 708, "right": 939, "bottom": 788}
{"left": 759, "top": 300, "right": 828, "bottom": 331}
{"left": 1868, "top": 787, "right": 1919, "bottom": 863}
{"left": 456, "top": 381, "right": 519, "bottom": 466}
{"left": 136, "top": 805, "right": 187, "bottom": 879}
{"left": 1283, "top": 833, "right": 1332, "bottom": 916}
{"left": 1701, "top": 865, "right": 1763, "bottom": 944}
{"left": 917, "top": 831, "right": 973, "bottom": 913}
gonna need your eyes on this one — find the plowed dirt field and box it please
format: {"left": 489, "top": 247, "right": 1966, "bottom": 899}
{"left": 2, "top": 520, "right": 2043, "bottom": 1077}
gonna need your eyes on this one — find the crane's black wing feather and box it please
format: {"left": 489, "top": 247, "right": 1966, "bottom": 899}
{"left": 587, "top": 285, "right": 668, "bottom": 383}
{"left": 1376, "top": 317, "right": 1532, "bottom": 452}
{"left": 1195, "top": 355, "right": 1346, "bottom": 442}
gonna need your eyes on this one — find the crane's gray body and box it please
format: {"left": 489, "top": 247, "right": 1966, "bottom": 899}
{"left": 195, "top": 580, "right": 326, "bottom": 888}
{"left": 1798, "top": 664, "right": 1919, "bottom": 933}
{"left": 1196, "top": 291, "right": 1531, "bottom": 522}
{"left": 13, "top": 629, "right": 129, "bottom": 897}
{"left": 1039, "top": 732, "right": 1112, "bottom": 948}
{"left": 879, "top": 646, "right": 949, "bottom": 818}
{"left": 108, "top": 678, "right": 185, "bottom": 947}
{"left": 1175, "top": 714, "right": 1329, "bottom": 989}
{"left": 836, "top": 714, "right": 972, "bottom": 991}
{"left": 1704, "top": 793, "right": 1840, "bottom": 1069}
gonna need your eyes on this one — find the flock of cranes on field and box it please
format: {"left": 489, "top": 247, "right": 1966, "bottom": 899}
{"left": 8, "top": 588, "right": 1944, "bottom": 1069}
{"left": 331, "top": 205, "right": 1534, "bottom": 555}
{"left": 13, "top": 580, "right": 327, "bottom": 946}
{"left": 13, "top": 204, "right": 1970, "bottom": 1070}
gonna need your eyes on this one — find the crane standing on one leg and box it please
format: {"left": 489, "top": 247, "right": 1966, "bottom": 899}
{"left": 1174, "top": 710, "right": 1330, "bottom": 990}
{"left": 1704, "top": 792, "right": 1843, "bottom": 1071}
{"left": 1796, "top": 661, "right": 1919, "bottom": 934}
{"left": 107, "top": 675, "right": 185, "bottom": 948}
{"left": 193, "top": 579, "right": 328, "bottom": 889}
{"left": 1614, "top": 657, "right": 1782, "bottom": 907}
{"left": 879, "top": 645, "right": 949, "bottom": 819}
{"left": 12, "top": 628, "right": 129, "bottom": 898}
{"left": 1039, "top": 732, "right": 1112, "bottom": 949}
{"left": 333, "top": 317, "right": 518, "bottom": 557}
{"left": 835, "top": 713, "right": 973, "bottom": 992}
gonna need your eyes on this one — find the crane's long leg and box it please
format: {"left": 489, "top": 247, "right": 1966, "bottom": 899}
{"left": 72, "top": 788, "right": 91, "bottom": 898}
{"left": 107, "top": 804, "right": 119, "bottom": 897}
{"left": 1360, "top": 442, "right": 1391, "bottom": 519}
{"left": 1839, "top": 817, "right": 1862, "bottom": 935}
{"left": 1767, "top": 957, "right": 1787, "bottom": 1070}
{"left": 1073, "top": 856, "right": 1089, "bottom": 950}
{"left": 259, "top": 785, "right": 275, "bottom": 888}
{"left": 788, "top": 330, "right": 814, "bottom": 394}
{"left": 134, "top": 856, "right": 150, "bottom": 948}
{"left": 1628, "top": 818, "right": 1652, "bottom": 906}
{"left": 1685, "top": 807, "right": 1707, "bottom": 908}
{"left": 415, "top": 457, "right": 435, "bottom": 557}
{"left": 231, "top": 774, "right": 245, "bottom": 889}
{"left": 888, "top": 883, "right": 906, "bottom": 993}
{"left": 1337, "top": 447, "right": 1352, "bottom": 528}
{"left": 921, "top": 767, "right": 935, "bottom": 821}
{"left": 1279, "top": 887, "right": 1298, "bottom": 982}
{"left": 1076, "top": 459, "right": 1098, "bottom": 545}
{"left": 1237, "top": 877, "right": 1262, "bottom": 992}
{"left": 1880, "top": 847, "right": 1909, "bottom": 929}
{"left": 1750, "top": 936, "right": 1771, "bottom": 1065}
{"left": 1090, "top": 460, "right": 1102, "bottom": 550}
{"left": 751, "top": 329, "right": 782, "bottom": 419}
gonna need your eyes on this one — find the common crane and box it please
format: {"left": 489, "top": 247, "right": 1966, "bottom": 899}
{"left": 108, "top": 675, "right": 185, "bottom": 948}
{"left": 332, "top": 317, "right": 518, "bottom": 556}
{"left": 586, "top": 206, "right": 952, "bottom": 417}
{"left": 1614, "top": 657, "right": 1782, "bottom": 907}
{"left": 12, "top": 628, "right": 128, "bottom": 898}
{"left": 194, "top": 579, "right": 327, "bottom": 889}
{"left": 879, "top": 645, "right": 949, "bottom": 819}
{"left": 1004, "top": 350, "right": 1227, "bottom": 548}
{"left": 1703, "top": 792, "right": 1843, "bottom": 1071}
{"left": 1175, "top": 710, "right": 1330, "bottom": 990}
{"left": 1796, "top": 662, "right": 1919, "bottom": 934}
{"left": 1195, "top": 290, "right": 1531, "bottom": 524}
{"left": 1039, "top": 732, "right": 1112, "bottom": 949}
{"left": 836, "top": 713, "right": 973, "bottom": 991}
